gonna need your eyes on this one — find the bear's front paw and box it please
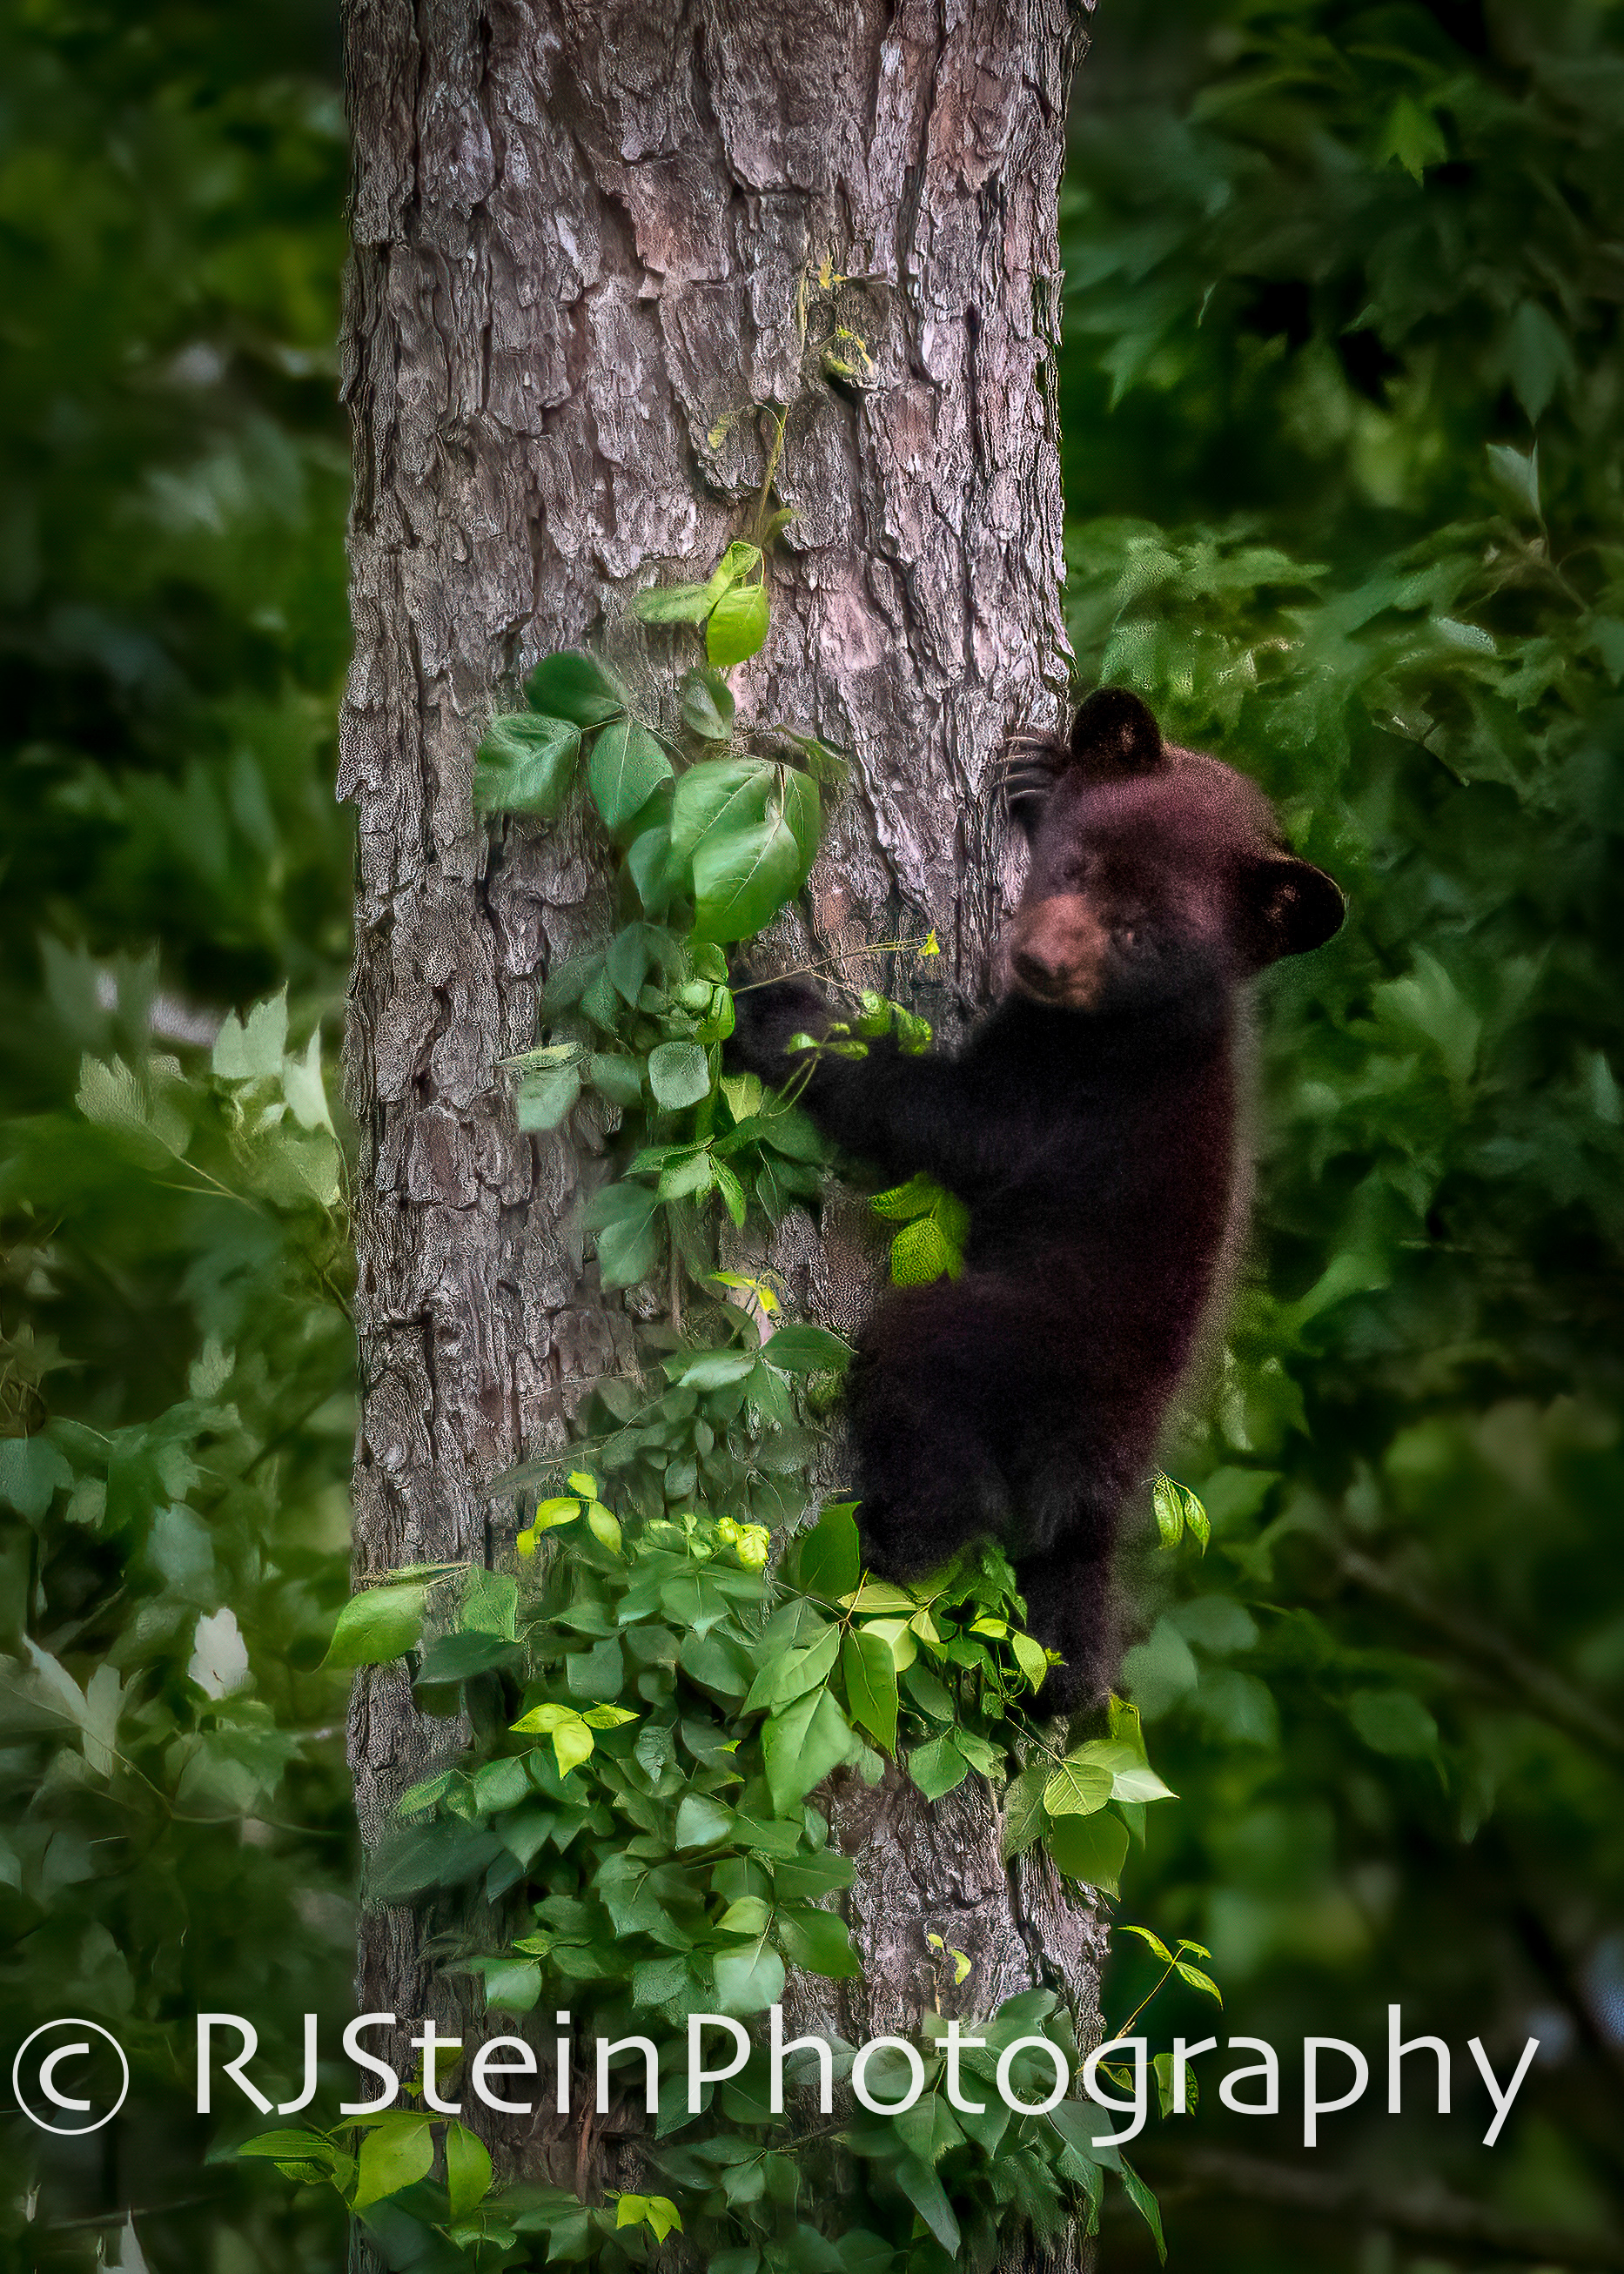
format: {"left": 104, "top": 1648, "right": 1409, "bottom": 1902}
{"left": 726, "top": 978, "right": 834, "bottom": 1082}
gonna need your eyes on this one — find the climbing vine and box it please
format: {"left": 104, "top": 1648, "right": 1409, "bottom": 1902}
{"left": 241, "top": 549, "right": 1215, "bottom": 2266}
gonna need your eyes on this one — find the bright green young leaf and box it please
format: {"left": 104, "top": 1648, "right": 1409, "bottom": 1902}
{"left": 707, "top": 580, "right": 769, "bottom": 668}
{"left": 1377, "top": 93, "right": 1447, "bottom": 183}
{"left": 842, "top": 1580, "right": 916, "bottom": 1614}
{"left": 352, "top": 2112, "right": 435, "bottom": 2210}
{"left": 1174, "top": 1960, "right": 1223, "bottom": 2005}
{"left": 1010, "top": 1631, "right": 1050, "bottom": 1691}
{"left": 630, "top": 580, "right": 718, "bottom": 623}
{"left": 1151, "top": 1473, "right": 1185, "bottom": 1547}
{"left": 1044, "top": 1756, "right": 1113, "bottom": 1817}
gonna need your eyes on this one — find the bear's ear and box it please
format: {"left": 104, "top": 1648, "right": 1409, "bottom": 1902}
{"left": 1068, "top": 687, "right": 1165, "bottom": 780}
{"left": 1241, "top": 854, "right": 1346, "bottom": 964}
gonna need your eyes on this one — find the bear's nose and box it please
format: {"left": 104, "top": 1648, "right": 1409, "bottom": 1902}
{"left": 1012, "top": 944, "right": 1069, "bottom": 998}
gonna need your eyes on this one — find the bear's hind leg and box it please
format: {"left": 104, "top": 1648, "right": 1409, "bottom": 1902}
{"left": 848, "top": 1285, "right": 1015, "bottom": 1580}
{"left": 1016, "top": 1536, "right": 1117, "bottom": 1717}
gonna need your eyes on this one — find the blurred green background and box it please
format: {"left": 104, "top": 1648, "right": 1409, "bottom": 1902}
{"left": 1, "top": 2, "right": 1620, "bottom": 2270}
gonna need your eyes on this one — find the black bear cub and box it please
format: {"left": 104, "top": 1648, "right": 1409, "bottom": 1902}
{"left": 729, "top": 688, "right": 1345, "bottom": 1712}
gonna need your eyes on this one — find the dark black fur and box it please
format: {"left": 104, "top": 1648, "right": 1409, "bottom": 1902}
{"left": 729, "top": 690, "right": 1344, "bottom": 1711}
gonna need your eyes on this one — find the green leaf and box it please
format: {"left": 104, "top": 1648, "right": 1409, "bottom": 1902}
{"left": 707, "top": 580, "right": 769, "bottom": 668}
{"left": 842, "top": 1627, "right": 899, "bottom": 1754}
{"left": 763, "top": 1324, "right": 854, "bottom": 1374}
{"left": 0, "top": 1437, "right": 74, "bottom": 1523}
{"left": 588, "top": 719, "right": 674, "bottom": 839}
{"left": 889, "top": 1216, "right": 955, "bottom": 1286}
{"left": 681, "top": 667, "right": 736, "bottom": 741}
{"left": 693, "top": 808, "right": 803, "bottom": 943}
{"left": 844, "top": 1580, "right": 916, "bottom": 1613}
{"left": 1000, "top": 1764, "right": 1050, "bottom": 1860}
{"left": 627, "top": 825, "right": 676, "bottom": 915}
{"left": 648, "top": 1041, "right": 713, "bottom": 1110}
{"left": 1048, "top": 1808, "right": 1130, "bottom": 1892}
{"left": 674, "top": 1792, "right": 736, "bottom": 1850}
{"left": 670, "top": 756, "right": 774, "bottom": 867}
{"left": 352, "top": 2112, "right": 435, "bottom": 2210}
{"left": 631, "top": 580, "right": 718, "bottom": 623}
{"left": 1119, "top": 2159, "right": 1166, "bottom": 2264}
{"left": 445, "top": 2122, "right": 493, "bottom": 2217}
{"left": 669, "top": 1348, "right": 757, "bottom": 1390}
{"left": 762, "top": 1687, "right": 859, "bottom": 1815}
{"left": 777, "top": 1906, "right": 862, "bottom": 1978}
{"left": 1151, "top": 1474, "right": 1184, "bottom": 1547}
{"left": 746, "top": 1627, "right": 841, "bottom": 1714}
{"left": 1347, "top": 1687, "right": 1439, "bottom": 1757}
{"left": 1066, "top": 1737, "right": 1176, "bottom": 1804}
{"left": 473, "top": 713, "right": 580, "bottom": 815}
{"left": 483, "top": 1956, "right": 544, "bottom": 2012}
{"left": 1010, "top": 1631, "right": 1050, "bottom": 1692}
{"left": 516, "top": 1065, "right": 581, "bottom": 1130}
{"left": 585, "top": 1184, "right": 661, "bottom": 1288}
{"left": 1487, "top": 441, "right": 1542, "bottom": 521}
{"left": 714, "top": 1943, "right": 787, "bottom": 2014}
{"left": 524, "top": 650, "right": 626, "bottom": 726}
{"left": 908, "top": 1734, "right": 970, "bottom": 1801}
{"left": 795, "top": 1502, "right": 861, "bottom": 1600}
{"left": 1376, "top": 95, "right": 1446, "bottom": 184}
{"left": 322, "top": 1583, "right": 427, "bottom": 1670}
{"left": 892, "top": 2155, "right": 960, "bottom": 2254}
{"left": 230, "top": 2128, "right": 335, "bottom": 2163}
{"left": 1174, "top": 1960, "right": 1222, "bottom": 2005}
{"left": 587, "top": 1053, "right": 645, "bottom": 1110}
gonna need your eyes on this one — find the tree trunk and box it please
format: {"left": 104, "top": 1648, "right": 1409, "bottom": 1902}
{"left": 339, "top": 0, "right": 1100, "bottom": 2264}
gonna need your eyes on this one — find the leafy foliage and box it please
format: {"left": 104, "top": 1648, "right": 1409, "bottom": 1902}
{"left": 266, "top": 1494, "right": 1161, "bottom": 2270}
{"left": 1064, "top": 0, "right": 1624, "bottom": 2257}
{"left": 368, "top": 602, "right": 1176, "bottom": 2262}
{"left": 0, "top": 5, "right": 355, "bottom": 2267}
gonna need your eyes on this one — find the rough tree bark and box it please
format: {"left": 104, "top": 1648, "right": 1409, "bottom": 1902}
{"left": 339, "top": 0, "right": 1103, "bottom": 2263}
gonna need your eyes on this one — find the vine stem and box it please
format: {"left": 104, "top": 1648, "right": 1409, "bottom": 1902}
{"left": 731, "top": 937, "right": 928, "bottom": 994}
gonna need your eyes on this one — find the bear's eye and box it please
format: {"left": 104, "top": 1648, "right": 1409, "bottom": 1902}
{"left": 1115, "top": 921, "right": 1139, "bottom": 947}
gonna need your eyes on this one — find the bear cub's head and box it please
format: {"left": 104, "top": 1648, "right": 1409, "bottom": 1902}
{"left": 1003, "top": 687, "right": 1344, "bottom": 1021}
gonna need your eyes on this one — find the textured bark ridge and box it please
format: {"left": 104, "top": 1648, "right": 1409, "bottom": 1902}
{"left": 340, "top": 0, "right": 1103, "bottom": 2257}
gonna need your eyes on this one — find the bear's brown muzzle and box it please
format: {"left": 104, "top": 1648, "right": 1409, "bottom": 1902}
{"left": 1008, "top": 894, "right": 1109, "bottom": 1009}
